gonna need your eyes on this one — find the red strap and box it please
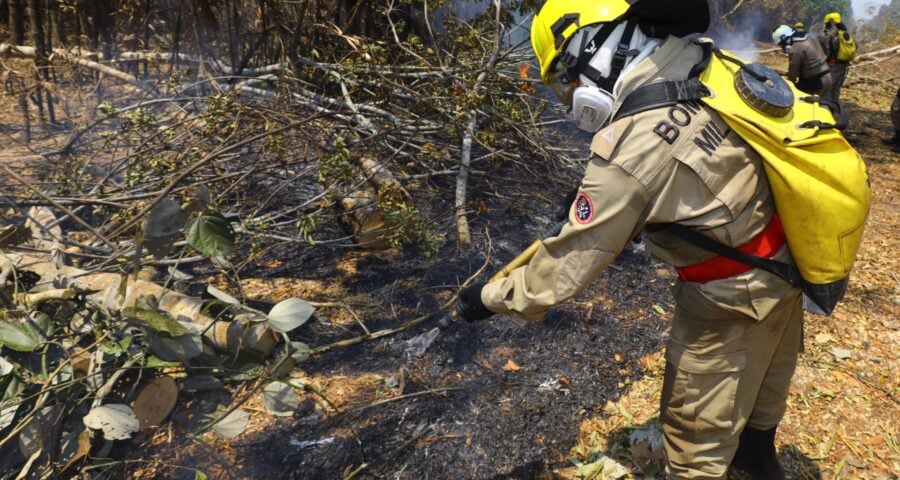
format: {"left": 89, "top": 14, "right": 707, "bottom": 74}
{"left": 677, "top": 214, "right": 786, "bottom": 284}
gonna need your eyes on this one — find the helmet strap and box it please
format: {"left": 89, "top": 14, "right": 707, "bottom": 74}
{"left": 556, "top": 21, "right": 619, "bottom": 83}
{"left": 566, "top": 21, "right": 639, "bottom": 92}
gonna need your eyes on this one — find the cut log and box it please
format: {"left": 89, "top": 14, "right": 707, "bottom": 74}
{"left": 2, "top": 252, "right": 278, "bottom": 356}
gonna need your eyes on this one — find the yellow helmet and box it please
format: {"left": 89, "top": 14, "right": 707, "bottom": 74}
{"left": 824, "top": 12, "right": 842, "bottom": 24}
{"left": 793, "top": 21, "right": 805, "bottom": 30}
{"left": 530, "top": 0, "right": 711, "bottom": 83}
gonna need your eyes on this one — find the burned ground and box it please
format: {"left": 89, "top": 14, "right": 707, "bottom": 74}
{"left": 1, "top": 45, "right": 896, "bottom": 480}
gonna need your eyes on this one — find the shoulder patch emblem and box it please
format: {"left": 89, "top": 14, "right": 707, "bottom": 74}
{"left": 574, "top": 192, "right": 594, "bottom": 224}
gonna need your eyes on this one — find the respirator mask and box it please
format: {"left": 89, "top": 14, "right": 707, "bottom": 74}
{"left": 550, "top": 22, "right": 659, "bottom": 133}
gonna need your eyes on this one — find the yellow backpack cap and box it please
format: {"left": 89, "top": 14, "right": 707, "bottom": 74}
{"left": 530, "top": 0, "right": 710, "bottom": 83}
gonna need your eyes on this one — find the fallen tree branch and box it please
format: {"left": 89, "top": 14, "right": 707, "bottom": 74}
{"left": 0, "top": 43, "right": 153, "bottom": 93}
{"left": 855, "top": 44, "right": 900, "bottom": 62}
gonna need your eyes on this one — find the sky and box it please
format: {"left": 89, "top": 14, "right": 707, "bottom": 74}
{"left": 852, "top": 0, "right": 894, "bottom": 21}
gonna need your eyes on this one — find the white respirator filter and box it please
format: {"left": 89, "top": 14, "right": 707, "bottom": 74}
{"left": 568, "top": 85, "right": 614, "bottom": 133}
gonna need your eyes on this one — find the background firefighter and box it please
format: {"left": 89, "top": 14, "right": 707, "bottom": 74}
{"left": 772, "top": 24, "right": 833, "bottom": 98}
{"left": 819, "top": 12, "right": 854, "bottom": 104}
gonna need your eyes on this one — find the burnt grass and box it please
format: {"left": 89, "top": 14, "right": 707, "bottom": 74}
{"left": 206, "top": 161, "right": 676, "bottom": 479}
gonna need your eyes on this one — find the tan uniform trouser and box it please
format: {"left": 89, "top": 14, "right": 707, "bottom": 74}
{"left": 660, "top": 283, "right": 804, "bottom": 480}
{"left": 828, "top": 62, "right": 849, "bottom": 104}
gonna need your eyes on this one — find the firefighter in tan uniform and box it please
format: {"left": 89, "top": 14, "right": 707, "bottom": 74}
{"left": 454, "top": 1, "right": 800, "bottom": 479}
{"left": 772, "top": 24, "right": 833, "bottom": 98}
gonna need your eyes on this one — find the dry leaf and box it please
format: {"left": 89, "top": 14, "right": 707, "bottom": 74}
{"left": 814, "top": 333, "right": 834, "bottom": 345}
{"left": 502, "top": 359, "right": 520, "bottom": 372}
{"left": 830, "top": 347, "right": 852, "bottom": 361}
{"left": 638, "top": 352, "right": 659, "bottom": 371}
{"left": 133, "top": 376, "right": 178, "bottom": 430}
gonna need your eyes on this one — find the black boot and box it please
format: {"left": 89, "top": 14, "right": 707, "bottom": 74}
{"left": 730, "top": 426, "right": 786, "bottom": 480}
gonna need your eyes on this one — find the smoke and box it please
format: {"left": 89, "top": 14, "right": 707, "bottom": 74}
{"left": 710, "top": 10, "right": 770, "bottom": 63}
{"left": 852, "top": 0, "right": 892, "bottom": 23}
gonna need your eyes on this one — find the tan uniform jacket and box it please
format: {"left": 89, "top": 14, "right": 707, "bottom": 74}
{"left": 482, "top": 36, "right": 795, "bottom": 322}
{"left": 787, "top": 35, "right": 829, "bottom": 83}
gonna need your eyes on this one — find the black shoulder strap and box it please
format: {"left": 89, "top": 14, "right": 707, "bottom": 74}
{"left": 613, "top": 42, "right": 713, "bottom": 120}
{"left": 614, "top": 78, "right": 710, "bottom": 119}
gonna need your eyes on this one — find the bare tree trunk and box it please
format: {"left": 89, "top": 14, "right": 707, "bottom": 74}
{"left": 10, "top": 0, "right": 25, "bottom": 44}
{"left": 51, "top": 0, "right": 64, "bottom": 48}
{"left": 171, "top": 2, "right": 182, "bottom": 69}
{"left": 0, "top": 0, "right": 8, "bottom": 30}
{"left": 227, "top": 0, "right": 239, "bottom": 73}
{"left": 29, "top": 0, "right": 55, "bottom": 124}
{"left": 141, "top": 0, "right": 150, "bottom": 77}
{"left": 17, "top": 92, "right": 31, "bottom": 142}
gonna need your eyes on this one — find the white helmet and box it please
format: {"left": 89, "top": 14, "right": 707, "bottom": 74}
{"left": 772, "top": 25, "right": 795, "bottom": 46}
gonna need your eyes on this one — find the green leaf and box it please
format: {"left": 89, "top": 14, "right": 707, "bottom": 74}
{"left": 267, "top": 298, "right": 315, "bottom": 333}
{"left": 184, "top": 185, "right": 211, "bottom": 214}
{"left": 144, "top": 232, "right": 180, "bottom": 259}
{"left": 185, "top": 212, "right": 234, "bottom": 261}
{"left": 0, "top": 356, "right": 13, "bottom": 376}
{"left": 226, "top": 363, "right": 265, "bottom": 382}
{"left": 145, "top": 198, "right": 188, "bottom": 238}
{"left": 181, "top": 375, "right": 224, "bottom": 393}
{"left": 262, "top": 381, "right": 298, "bottom": 417}
{"left": 573, "top": 452, "right": 628, "bottom": 479}
{"left": 290, "top": 342, "right": 311, "bottom": 364}
{"left": 149, "top": 333, "right": 202, "bottom": 362}
{"left": 2, "top": 374, "right": 24, "bottom": 403}
{"left": 194, "top": 472, "right": 210, "bottom": 480}
{"left": 0, "top": 316, "right": 48, "bottom": 352}
{"left": 144, "top": 199, "right": 188, "bottom": 259}
{"left": 652, "top": 304, "right": 666, "bottom": 315}
{"left": 207, "top": 285, "right": 240, "bottom": 305}
{"left": 212, "top": 408, "right": 250, "bottom": 439}
{"left": 146, "top": 356, "right": 181, "bottom": 369}
{"left": 98, "top": 335, "right": 133, "bottom": 356}
{"left": 123, "top": 307, "right": 189, "bottom": 336}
